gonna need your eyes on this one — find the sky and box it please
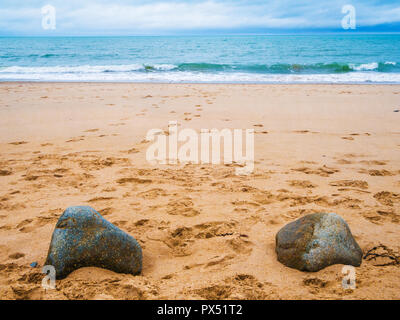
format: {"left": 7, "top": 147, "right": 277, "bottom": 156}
{"left": 0, "top": 0, "right": 399, "bottom": 35}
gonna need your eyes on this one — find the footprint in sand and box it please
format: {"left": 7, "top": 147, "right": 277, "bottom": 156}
{"left": 194, "top": 221, "right": 238, "bottom": 239}
{"left": 231, "top": 200, "right": 260, "bottom": 213}
{"left": 329, "top": 180, "right": 368, "bottom": 189}
{"left": 122, "top": 148, "right": 139, "bottom": 154}
{"left": 116, "top": 177, "right": 152, "bottom": 185}
{"left": 292, "top": 165, "right": 340, "bottom": 177}
{"left": 360, "top": 160, "right": 387, "bottom": 166}
{"left": 147, "top": 227, "right": 194, "bottom": 257}
{"left": 109, "top": 123, "right": 126, "bottom": 127}
{"left": 288, "top": 180, "right": 316, "bottom": 189}
{"left": 359, "top": 169, "right": 395, "bottom": 176}
{"left": 167, "top": 198, "right": 200, "bottom": 217}
{"left": 344, "top": 153, "right": 368, "bottom": 158}
{"left": 202, "top": 254, "right": 236, "bottom": 269}
{"left": 9, "top": 253, "right": 25, "bottom": 260}
{"left": 303, "top": 277, "right": 331, "bottom": 293}
{"left": 374, "top": 191, "right": 400, "bottom": 206}
{"left": 102, "top": 186, "right": 116, "bottom": 192}
{"left": 192, "top": 274, "right": 266, "bottom": 299}
{"left": 336, "top": 159, "right": 353, "bottom": 165}
{"left": 17, "top": 215, "right": 58, "bottom": 233}
{"left": 137, "top": 188, "right": 167, "bottom": 199}
{"left": 66, "top": 137, "right": 85, "bottom": 143}
{"left": 87, "top": 196, "right": 116, "bottom": 203}
{"left": 293, "top": 130, "right": 309, "bottom": 134}
{"left": 9, "top": 141, "right": 28, "bottom": 145}
{"left": 0, "top": 170, "right": 12, "bottom": 176}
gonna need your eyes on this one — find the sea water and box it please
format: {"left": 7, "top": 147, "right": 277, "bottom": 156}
{"left": 1, "top": 34, "right": 400, "bottom": 83}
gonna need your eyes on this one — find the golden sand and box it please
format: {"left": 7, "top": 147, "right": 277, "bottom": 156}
{"left": 0, "top": 83, "right": 399, "bottom": 299}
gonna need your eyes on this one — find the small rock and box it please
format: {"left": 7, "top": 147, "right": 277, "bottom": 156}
{"left": 45, "top": 206, "right": 142, "bottom": 279}
{"left": 276, "top": 213, "right": 362, "bottom": 272}
{"left": 30, "top": 262, "right": 38, "bottom": 268}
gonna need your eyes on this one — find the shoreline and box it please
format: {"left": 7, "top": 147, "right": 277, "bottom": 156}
{"left": 2, "top": 81, "right": 400, "bottom": 85}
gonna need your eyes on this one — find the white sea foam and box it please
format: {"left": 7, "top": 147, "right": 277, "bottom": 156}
{"left": 0, "top": 64, "right": 177, "bottom": 74}
{"left": 1, "top": 65, "right": 400, "bottom": 83}
{"left": 150, "top": 64, "right": 177, "bottom": 71}
{"left": 349, "top": 62, "right": 379, "bottom": 71}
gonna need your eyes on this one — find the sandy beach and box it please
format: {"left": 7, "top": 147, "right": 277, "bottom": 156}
{"left": 0, "top": 82, "right": 400, "bottom": 300}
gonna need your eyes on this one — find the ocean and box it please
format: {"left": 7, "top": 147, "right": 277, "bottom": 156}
{"left": 1, "top": 34, "right": 400, "bottom": 83}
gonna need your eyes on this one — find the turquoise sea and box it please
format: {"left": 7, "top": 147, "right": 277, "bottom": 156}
{"left": 1, "top": 35, "right": 400, "bottom": 83}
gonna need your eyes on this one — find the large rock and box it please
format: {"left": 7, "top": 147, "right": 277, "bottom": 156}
{"left": 275, "top": 213, "right": 362, "bottom": 272}
{"left": 45, "top": 206, "right": 142, "bottom": 279}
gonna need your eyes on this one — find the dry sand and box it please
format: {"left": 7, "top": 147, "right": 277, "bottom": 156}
{"left": 0, "top": 82, "right": 399, "bottom": 300}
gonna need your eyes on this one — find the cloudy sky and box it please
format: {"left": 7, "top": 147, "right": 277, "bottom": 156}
{"left": 0, "top": 0, "right": 399, "bottom": 35}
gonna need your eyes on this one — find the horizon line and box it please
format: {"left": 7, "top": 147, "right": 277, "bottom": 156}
{"left": 1, "top": 32, "right": 400, "bottom": 37}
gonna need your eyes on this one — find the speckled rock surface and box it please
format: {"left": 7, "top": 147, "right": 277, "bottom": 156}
{"left": 45, "top": 206, "right": 142, "bottom": 279}
{"left": 276, "top": 213, "right": 362, "bottom": 272}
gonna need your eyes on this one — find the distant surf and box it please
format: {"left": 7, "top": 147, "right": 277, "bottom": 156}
{"left": 1, "top": 35, "right": 400, "bottom": 83}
